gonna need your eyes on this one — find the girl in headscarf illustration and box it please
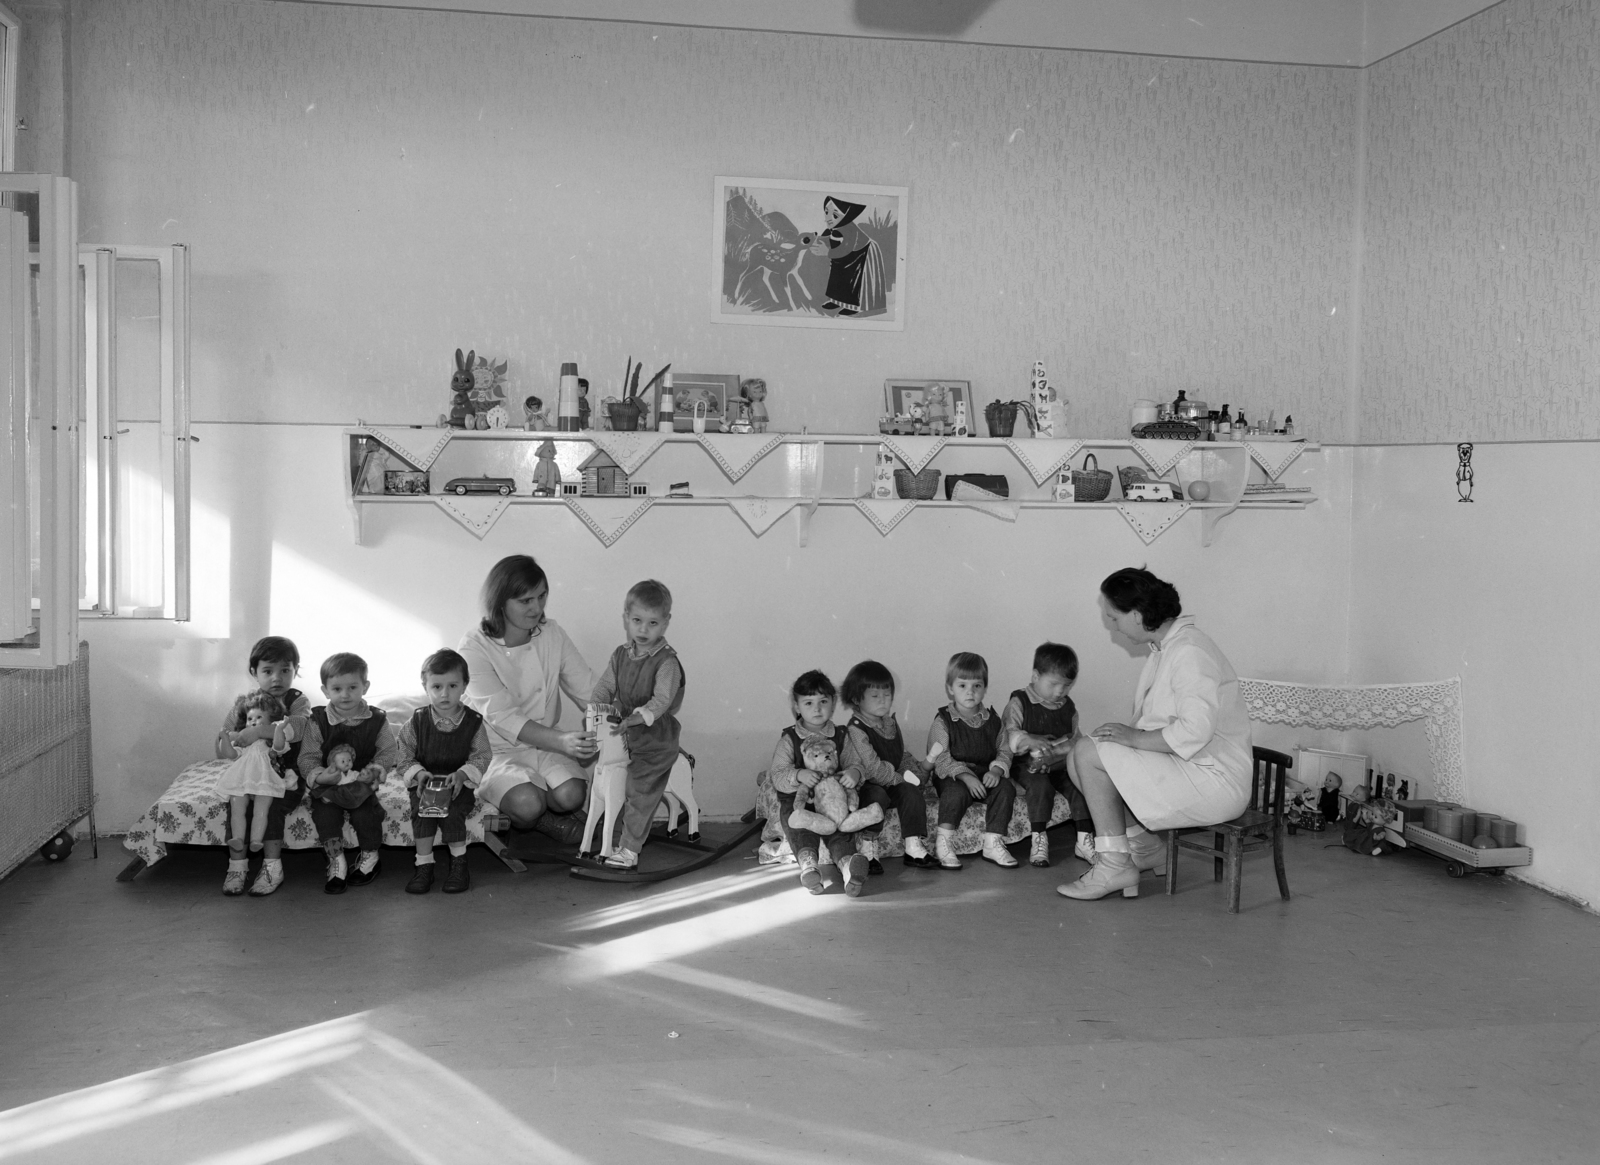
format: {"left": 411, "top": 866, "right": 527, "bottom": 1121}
{"left": 809, "top": 196, "right": 887, "bottom": 318}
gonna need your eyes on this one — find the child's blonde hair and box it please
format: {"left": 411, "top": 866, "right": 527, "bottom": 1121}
{"left": 626, "top": 579, "right": 672, "bottom": 616}
{"left": 945, "top": 652, "right": 988, "bottom": 690}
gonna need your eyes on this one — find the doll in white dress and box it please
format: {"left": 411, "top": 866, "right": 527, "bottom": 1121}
{"left": 216, "top": 691, "right": 295, "bottom": 852}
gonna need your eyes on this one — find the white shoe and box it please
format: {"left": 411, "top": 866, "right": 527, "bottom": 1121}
{"left": 1073, "top": 833, "right": 1096, "bottom": 863}
{"left": 1029, "top": 832, "right": 1050, "bottom": 868}
{"left": 248, "top": 862, "right": 284, "bottom": 896}
{"left": 222, "top": 864, "right": 248, "bottom": 897}
{"left": 603, "top": 847, "right": 639, "bottom": 870}
{"left": 1128, "top": 830, "right": 1167, "bottom": 874}
{"left": 935, "top": 832, "right": 963, "bottom": 870}
{"left": 981, "top": 833, "right": 1019, "bottom": 869}
{"left": 1056, "top": 851, "right": 1139, "bottom": 899}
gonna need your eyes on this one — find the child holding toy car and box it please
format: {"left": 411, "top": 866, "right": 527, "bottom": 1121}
{"left": 768, "top": 670, "right": 869, "bottom": 895}
{"left": 586, "top": 580, "right": 686, "bottom": 871}
{"left": 396, "top": 649, "right": 492, "bottom": 895}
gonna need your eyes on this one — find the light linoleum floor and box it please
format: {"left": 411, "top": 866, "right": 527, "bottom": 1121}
{"left": 0, "top": 828, "right": 1596, "bottom": 1164}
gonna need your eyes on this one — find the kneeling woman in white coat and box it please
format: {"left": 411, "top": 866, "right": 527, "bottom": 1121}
{"left": 1059, "top": 567, "right": 1252, "bottom": 901}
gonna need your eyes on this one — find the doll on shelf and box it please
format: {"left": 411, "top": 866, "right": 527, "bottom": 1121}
{"left": 532, "top": 439, "right": 561, "bottom": 496}
{"left": 215, "top": 691, "right": 295, "bottom": 853}
{"left": 524, "top": 395, "right": 551, "bottom": 432}
{"left": 741, "top": 378, "right": 769, "bottom": 433}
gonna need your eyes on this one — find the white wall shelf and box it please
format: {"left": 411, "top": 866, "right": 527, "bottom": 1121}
{"left": 344, "top": 428, "right": 1315, "bottom": 547}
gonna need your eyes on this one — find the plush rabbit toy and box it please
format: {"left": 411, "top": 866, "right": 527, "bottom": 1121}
{"left": 444, "top": 349, "right": 475, "bottom": 429}
{"left": 786, "top": 736, "right": 883, "bottom": 836}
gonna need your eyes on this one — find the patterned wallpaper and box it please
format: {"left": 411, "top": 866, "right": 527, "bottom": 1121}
{"left": 1360, "top": 0, "right": 1600, "bottom": 442}
{"left": 67, "top": 0, "right": 1360, "bottom": 440}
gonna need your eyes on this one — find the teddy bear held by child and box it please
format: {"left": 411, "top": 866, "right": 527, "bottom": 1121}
{"left": 785, "top": 736, "right": 883, "bottom": 836}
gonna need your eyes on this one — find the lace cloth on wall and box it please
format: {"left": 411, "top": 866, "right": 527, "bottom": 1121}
{"left": 1237, "top": 677, "right": 1465, "bottom": 803}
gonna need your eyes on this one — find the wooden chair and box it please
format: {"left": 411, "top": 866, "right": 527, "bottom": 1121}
{"left": 1165, "top": 747, "right": 1292, "bottom": 913}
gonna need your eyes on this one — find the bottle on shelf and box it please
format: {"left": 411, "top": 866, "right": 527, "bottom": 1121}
{"left": 1172, "top": 389, "right": 1188, "bottom": 417}
{"left": 1235, "top": 409, "right": 1248, "bottom": 435}
{"left": 1283, "top": 414, "right": 1295, "bottom": 436}
{"left": 1218, "top": 404, "right": 1232, "bottom": 439}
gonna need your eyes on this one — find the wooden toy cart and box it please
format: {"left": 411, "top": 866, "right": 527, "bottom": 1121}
{"left": 1402, "top": 823, "right": 1532, "bottom": 879}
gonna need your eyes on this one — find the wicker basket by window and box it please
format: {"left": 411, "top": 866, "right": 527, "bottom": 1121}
{"left": 1072, "top": 454, "right": 1112, "bottom": 502}
{"left": 894, "top": 468, "right": 942, "bottom": 500}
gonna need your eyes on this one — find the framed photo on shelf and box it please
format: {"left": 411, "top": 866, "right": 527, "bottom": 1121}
{"left": 884, "top": 379, "right": 971, "bottom": 421}
{"left": 713, "top": 176, "right": 907, "bottom": 330}
{"left": 671, "top": 373, "right": 740, "bottom": 432}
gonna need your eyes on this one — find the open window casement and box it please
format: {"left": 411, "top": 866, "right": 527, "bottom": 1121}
{"left": 0, "top": 175, "right": 81, "bottom": 668}
{"left": 79, "top": 244, "right": 190, "bottom": 620}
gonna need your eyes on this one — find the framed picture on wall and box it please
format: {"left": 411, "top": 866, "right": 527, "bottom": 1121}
{"left": 712, "top": 176, "right": 907, "bottom": 330}
{"left": 670, "top": 373, "right": 739, "bottom": 432}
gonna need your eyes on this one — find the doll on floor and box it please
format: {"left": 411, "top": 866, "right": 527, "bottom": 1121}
{"left": 215, "top": 692, "right": 295, "bottom": 852}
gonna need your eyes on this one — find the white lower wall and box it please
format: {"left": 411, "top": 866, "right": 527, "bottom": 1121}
{"left": 1346, "top": 442, "right": 1600, "bottom": 910}
{"left": 83, "top": 426, "right": 1351, "bottom": 835}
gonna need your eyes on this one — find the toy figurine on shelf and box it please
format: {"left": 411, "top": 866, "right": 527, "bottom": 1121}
{"left": 741, "top": 378, "right": 769, "bottom": 433}
{"left": 925, "top": 383, "right": 951, "bottom": 435}
{"left": 908, "top": 401, "right": 929, "bottom": 435}
{"left": 577, "top": 378, "right": 592, "bottom": 430}
{"left": 442, "top": 348, "right": 475, "bottom": 429}
{"left": 531, "top": 439, "right": 561, "bottom": 496}
{"left": 524, "top": 395, "right": 550, "bottom": 431}
{"left": 727, "top": 398, "right": 754, "bottom": 434}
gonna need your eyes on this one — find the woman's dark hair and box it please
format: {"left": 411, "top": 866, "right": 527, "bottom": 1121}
{"left": 791, "top": 669, "right": 837, "bottom": 705}
{"left": 1100, "top": 567, "right": 1182, "bottom": 631}
{"left": 480, "top": 555, "right": 548, "bottom": 638}
{"left": 840, "top": 660, "right": 895, "bottom": 709}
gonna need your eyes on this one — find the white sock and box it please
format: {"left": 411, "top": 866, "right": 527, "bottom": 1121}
{"left": 1095, "top": 834, "right": 1131, "bottom": 854}
{"left": 262, "top": 858, "right": 283, "bottom": 873}
{"left": 447, "top": 842, "right": 467, "bottom": 857}
{"left": 904, "top": 836, "right": 929, "bottom": 859}
{"left": 859, "top": 837, "right": 878, "bottom": 861}
{"left": 226, "top": 858, "right": 248, "bottom": 872}
{"left": 415, "top": 852, "right": 436, "bottom": 866}
{"left": 356, "top": 850, "right": 379, "bottom": 874}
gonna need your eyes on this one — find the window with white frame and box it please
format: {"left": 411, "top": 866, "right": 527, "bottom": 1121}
{"left": 79, "top": 244, "right": 191, "bottom": 620}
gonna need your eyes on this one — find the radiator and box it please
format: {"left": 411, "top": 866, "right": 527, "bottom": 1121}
{"left": 0, "top": 642, "right": 95, "bottom": 878}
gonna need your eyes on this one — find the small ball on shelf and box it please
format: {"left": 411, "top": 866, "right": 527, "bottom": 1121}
{"left": 1187, "top": 480, "right": 1211, "bottom": 502}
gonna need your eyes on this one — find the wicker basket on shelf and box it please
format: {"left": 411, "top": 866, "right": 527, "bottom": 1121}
{"left": 893, "top": 468, "right": 942, "bottom": 500}
{"left": 1072, "top": 454, "right": 1113, "bottom": 502}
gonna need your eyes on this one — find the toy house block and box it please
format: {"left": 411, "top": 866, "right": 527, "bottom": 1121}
{"left": 577, "top": 449, "right": 631, "bottom": 497}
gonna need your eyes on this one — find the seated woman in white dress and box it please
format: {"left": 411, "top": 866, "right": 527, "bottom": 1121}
{"left": 458, "top": 555, "right": 598, "bottom": 840}
{"left": 1059, "top": 568, "right": 1252, "bottom": 901}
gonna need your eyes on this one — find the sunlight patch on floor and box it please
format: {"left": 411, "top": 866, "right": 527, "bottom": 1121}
{"left": 641, "top": 961, "right": 868, "bottom": 1027}
{"left": 643, "top": 1086, "right": 1016, "bottom": 1165}
{"left": 566, "top": 864, "right": 795, "bottom": 933}
{"left": 561, "top": 884, "right": 848, "bottom": 980}
{"left": 0, "top": 1013, "right": 589, "bottom": 1165}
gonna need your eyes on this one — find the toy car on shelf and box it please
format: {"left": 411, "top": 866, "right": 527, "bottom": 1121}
{"left": 1124, "top": 481, "right": 1180, "bottom": 502}
{"left": 443, "top": 476, "right": 516, "bottom": 497}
